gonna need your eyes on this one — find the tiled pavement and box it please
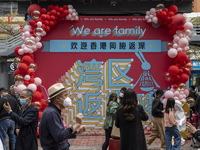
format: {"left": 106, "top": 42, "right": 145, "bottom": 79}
{"left": 37, "top": 135, "right": 198, "bottom": 150}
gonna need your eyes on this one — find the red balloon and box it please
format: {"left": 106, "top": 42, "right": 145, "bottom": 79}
{"left": 168, "top": 5, "right": 178, "bottom": 14}
{"left": 50, "top": 10, "right": 57, "bottom": 16}
{"left": 29, "top": 20, "right": 36, "bottom": 27}
{"left": 178, "top": 69, "right": 183, "bottom": 75}
{"left": 177, "top": 52, "right": 187, "bottom": 61}
{"left": 63, "top": 10, "right": 69, "bottom": 17}
{"left": 168, "top": 11, "right": 175, "bottom": 17}
{"left": 63, "top": 5, "right": 68, "bottom": 10}
{"left": 40, "top": 8, "right": 47, "bottom": 14}
{"left": 49, "top": 21, "right": 54, "bottom": 27}
{"left": 169, "top": 77, "right": 175, "bottom": 84}
{"left": 14, "top": 69, "right": 20, "bottom": 76}
{"left": 50, "top": 15, "right": 56, "bottom": 21}
{"left": 24, "top": 81, "right": 29, "bottom": 86}
{"left": 44, "top": 20, "right": 49, "bottom": 26}
{"left": 29, "top": 78, "right": 35, "bottom": 83}
{"left": 18, "top": 63, "right": 28, "bottom": 72}
{"left": 59, "top": 7, "right": 64, "bottom": 13}
{"left": 14, "top": 46, "right": 21, "bottom": 56}
{"left": 48, "top": 5, "right": 55, "bottom": 11}
{"left": 173, "top": 84, "right": 178, "bottom": 89}
{"left": 22, "top": 55, "right": 34, "bottom": 65}
{"left": 33, "top": 91, "right": 43, "bottom": 101}
{"left": 161, "top": 11, "right": 167, "bottom": 18}
{"left": 46, "top": 15, "right": 50, "bottom": 20}
{"left": 54, "top": 5, "right": 59, "bottom": 11}
{"left": 172, "top": 14, "right": 186, "bottom": 26}
{"left": 40, "top": 14, "right": 46, "bottom": 20}
{"left": 45, "top": 26, "right": 50, "bottom": 32}
{"left": 28, "top": 4, "right": 41, "bottom": 16}
{"left": 168, "top": 65, "right": 179, "bottom": 76}
{"left": 180, "top": 74, "right": 188, "bottom": 83}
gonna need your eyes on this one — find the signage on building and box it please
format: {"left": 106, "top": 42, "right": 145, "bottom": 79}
{"left": 192, "top": 60, "right": 200, "bottom": 70}
{"left": 35, "top": 16, "right": 173, "bottom": 134}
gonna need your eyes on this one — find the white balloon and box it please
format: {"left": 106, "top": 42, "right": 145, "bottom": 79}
{"left": 149, "top": 15, "right": 154, "bottom": 19}
{"left": 34, "top": 77, "right": 42, "bottom": 86}
{"left": 68, "top": 5, "right": 73, "bottom": 9}
{"left": 23, "top": 25, "right": 31, "bottom": 31}
{"left": 173, "top": 43, "right": 178, "bottom": 49}
{"left": 24, "top": 75, "right": 30, "bottom": 81}
{"left": 37, "top": 21, "right": 42, "bottom": 27}
{"left": 145, "top": 15, "right": 149, "bottom": 20}
{"left": 24, "top": 31, "right": 30, "bottom": 37}
{"left": 72, "top": 13, "right": 76, "bottom": 17}
{"left": 152, "top": 17, "right": 158, "bottom": 23}
{"left": 23, "top": 47, "right": 29, "bottom": 53}
{"left": 27, "top": 83, "right": 37, "bottom": 92}
{"left": 150, "top": 8, "right": 156, "bottom": 14}
{"left": 68, "top": 9, "right": 73, "bottom": 14}
{"left": 35, "top": 37, "right": 41, "bottom": 42}
{"left": 36, "top": 42, "right": 42, "bottom": 48}
{"left": 16, "top": 84, "right": 27, "bottom": 94}
{"left": 184, "top": 22, "right": 193, "bottom": 30}
{"left": 74, "top": 16, "right": 79, "bottom": 21}
{"left": 146, "top": 11, "right": 150, "bottom": 15}
{"left": 18, "top": 49, "right": 24, "bottom": 55}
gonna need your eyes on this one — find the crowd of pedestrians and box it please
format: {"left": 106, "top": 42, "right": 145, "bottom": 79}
{"left": 1, "top": 84, "right": 200, "bottom": 150}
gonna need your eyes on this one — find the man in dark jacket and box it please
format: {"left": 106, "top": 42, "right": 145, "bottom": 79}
{"left": 146, "top": 89, "right": 166, "bottom": 150}
{"left": 0, "top": 87, "right": 19, "bottom": 150}
{"left": 3, "top": 89, "right": 38, "bottom": 150}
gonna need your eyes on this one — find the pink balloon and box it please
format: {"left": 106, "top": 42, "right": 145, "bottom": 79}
{"left": 184, "top": 22, "right": 193, "bottom": 30}
{"left": 162, "top": 99, "right": 167, "bottom": 106}
{"left": 178, "top": 38, "right": 188, "bottom": 48}
{"left": 184, "top": 89, "right": 189, "bottom": 97}
{"left": 174, "top": 91, "right": 180, "bottom": 97}
{"left": 164, "top": 90, "right": 174, "bottom": 98}
{"left": 27, "top": 83, "right": 37, "bottom": 92}
{"left": 168, "top": 48, "right": 178, "bottom": 58}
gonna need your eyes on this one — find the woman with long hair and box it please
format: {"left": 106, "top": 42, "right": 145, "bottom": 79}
{"left": 102, "top": 93, "right": 119, "bottom": 150}
{"left": 115, "top": 88, "right": 148, "bottom": 150}
{"left": 164, "top": 98, "right": 181, "bottom": 150}
{"left": 146, "top": 89, "right": 166, "bottom": 150}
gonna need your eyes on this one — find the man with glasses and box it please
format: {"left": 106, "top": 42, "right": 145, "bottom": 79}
{"left": 3, "top": 89, "right": 38, "bottom": 150}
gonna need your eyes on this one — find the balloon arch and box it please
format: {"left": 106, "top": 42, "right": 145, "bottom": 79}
{"left": 13, "top": 4, "right": 193, "bottom": 118}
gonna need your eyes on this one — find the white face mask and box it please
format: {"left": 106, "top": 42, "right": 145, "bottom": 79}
{"left": 119, "top": 92, "right": 124, "bottom": 97}
{"left": 63, "top": 97, "right": 72, "bottom": 107}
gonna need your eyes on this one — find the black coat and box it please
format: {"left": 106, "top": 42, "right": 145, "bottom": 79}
{"left": 195, "top": 95, "right": 200, "bottom": 117}
{"left": 10, "top": 104, "right": 38, "bottom": 150}
{"left": 115, "top": 105, "right": 148, "bottom": 150}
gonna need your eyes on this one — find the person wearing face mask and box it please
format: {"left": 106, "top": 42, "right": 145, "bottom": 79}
{"left": 0, "top": 87, "right": 19, "bottom": 150}
{"left": 118, "top": 87, "right": 127, "bottom": 105}
{"left": 39, "top": 83, "right": 85, "bottom": 150}
{"left": 3, "top": 89, "right": 38, "bottom": 150}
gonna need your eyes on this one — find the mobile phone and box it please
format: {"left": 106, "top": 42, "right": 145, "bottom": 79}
{"left": 4, "top": 97, "right": 8, "bottom": 106}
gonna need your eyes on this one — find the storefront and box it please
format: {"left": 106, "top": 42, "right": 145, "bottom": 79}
{"left": 190, "top": 60, "right": 200, "bottom": 91}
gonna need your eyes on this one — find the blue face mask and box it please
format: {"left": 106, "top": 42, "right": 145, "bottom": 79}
{"left": 19, "top": 99, "right": 28, "bottom": 106}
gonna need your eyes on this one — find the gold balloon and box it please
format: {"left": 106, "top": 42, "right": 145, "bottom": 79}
{"left": 166, "top": 42, "right": 173, "bottom": 50}
{"left": 185, "top": 63, "right": 193, "bottom": 70}
{"left": 35, "top": 27, "right": 44, "bottom": 37}
{"left": 14, "top": 74, "right": 24, "bottom": 82}
{"left": 25, "top": 39, "right": 35, "bottom": 49}
{"left": 179, "top": 83, "right": 186, "bottom": 89}
{"left": 13, "top": 57, "right": 21, "bottom": 69}
{"left": 156, "top": 4, "right": 165, "bottom": 11}
{"left": 165, "top": 72, "right": 170, "bottom": 81}
{"left": 29, "top": 63, "right": 37, "bottom": 72}
{"left": 31, "top": 10, "right": 41, "bottom": 20}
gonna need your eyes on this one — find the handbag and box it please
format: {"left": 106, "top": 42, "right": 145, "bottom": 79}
{"left": 111, "top": 120, "right": 120, "bottom": 139}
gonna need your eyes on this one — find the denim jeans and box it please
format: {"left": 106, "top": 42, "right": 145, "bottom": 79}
{"left": 0, "top": 119, "right": 16, "bottom": 150}
{"left": 165, "top": 125, "right": 181, "bottom": 150}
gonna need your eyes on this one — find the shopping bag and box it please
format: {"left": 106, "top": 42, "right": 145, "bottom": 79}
{"left": 111, "top": 121, "right": 120, "bottom": 139}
